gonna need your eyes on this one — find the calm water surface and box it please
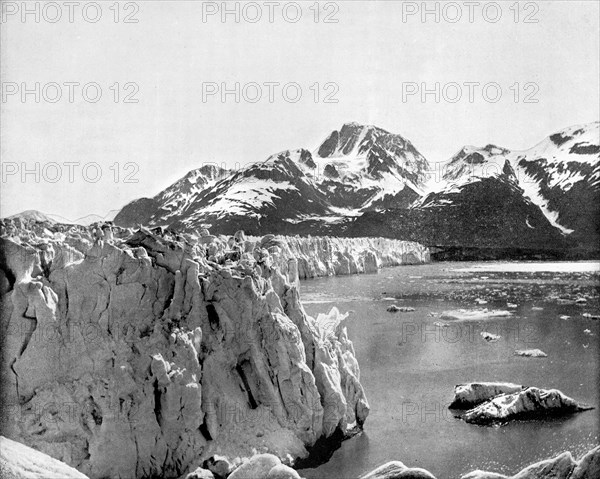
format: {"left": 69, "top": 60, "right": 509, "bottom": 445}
{"left": 297, "top": 261, "right": 600, "bottom": 479}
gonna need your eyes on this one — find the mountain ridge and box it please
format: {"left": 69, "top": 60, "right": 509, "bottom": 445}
{"left": 8, "top": 121, "right": 599, "bottom": 256}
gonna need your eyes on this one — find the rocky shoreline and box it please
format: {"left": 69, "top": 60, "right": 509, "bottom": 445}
{"left": 2, "top": 434, "right": 598, "bottom": 479}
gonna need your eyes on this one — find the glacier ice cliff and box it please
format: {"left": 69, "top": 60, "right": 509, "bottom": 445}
{"left": 0, "top": 218, "right": 428, "bottom": 478}
{"left": 256, "top": 234, "right": 429, "bottom": 279}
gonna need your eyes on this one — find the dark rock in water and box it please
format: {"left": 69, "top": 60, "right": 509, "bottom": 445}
{"left": 461, "top": 387, "right": 593, "bottom": 425}
{"left": 359, "top": 460, "right": 437, "bottom": 479}
{"left": 387, "top": 305, "right": 415, "bottom": 313}
{"left": 461, "top": 445, "right": 600, "bottom": 478}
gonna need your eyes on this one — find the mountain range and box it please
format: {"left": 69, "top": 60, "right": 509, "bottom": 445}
{"left": 347, "top": 122, "right": 600, "bottom": 257}
{"left": 7, "top": 121, "right": 599, "bottom": 258}
{"left": 7, "top": 209, "right": 120, "bottom": 226}
{"left": 113, "top": 123, "right": 431, "bottom": 235}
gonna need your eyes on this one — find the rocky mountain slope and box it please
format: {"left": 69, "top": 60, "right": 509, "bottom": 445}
{"left": 0, "top": 216, "right": 431, "bottom": 478}
{"left": 113, "top": 123, "right": 430, "bottom": 236}
{"left": 7, "top": 209, "right": 120, "bottom": 227}
{"left": 348, "top": 122, "right": 600, "bottom": 256}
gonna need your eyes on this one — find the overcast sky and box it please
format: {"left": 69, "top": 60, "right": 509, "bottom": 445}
{"left": 1, "top": 0, "right": 599, "bottom": 220}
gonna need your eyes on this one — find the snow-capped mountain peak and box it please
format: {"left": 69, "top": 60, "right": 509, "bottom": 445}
{"left": 314, "top": 123, "right": 430, "bottom": 186}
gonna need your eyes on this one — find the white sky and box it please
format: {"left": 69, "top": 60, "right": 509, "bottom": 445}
{"left": 1, "top": 0, "right": 599, "bottom": 220}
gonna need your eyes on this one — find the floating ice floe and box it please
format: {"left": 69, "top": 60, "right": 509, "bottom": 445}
{"left": 440, "top": 309, "right": 512, "bottom": 321}
{"left": 514, "top": 349, "right": 547, "bottom": 358}
{"left": 481, "top": 332, "right": 501, "bottom": 342}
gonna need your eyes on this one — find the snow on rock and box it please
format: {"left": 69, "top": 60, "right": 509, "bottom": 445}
{"left": 0, "top": 436, "right": 90, "bottom": 479}
{"left": 0, "top": 222, "right": 370, "bottom": 479}
{"left": 449, "top": 383, "right": 525, "bottom": 409}
{"left": 461, "top": 387, "right": 593, "bottom": 425}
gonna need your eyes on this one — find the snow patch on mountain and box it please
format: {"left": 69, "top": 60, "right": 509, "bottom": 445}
{"left": 200, "top": 179, "right": 298, "bottom": 218}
